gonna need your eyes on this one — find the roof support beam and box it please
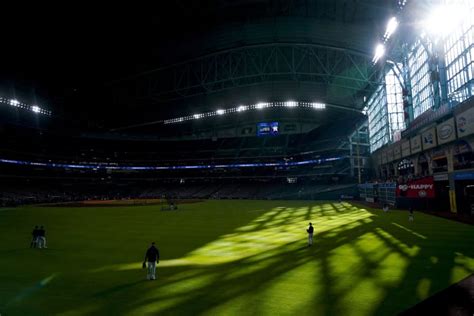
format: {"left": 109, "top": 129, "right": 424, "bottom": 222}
{"left": 111, "top": 43, "right": 380, "bottom": 106}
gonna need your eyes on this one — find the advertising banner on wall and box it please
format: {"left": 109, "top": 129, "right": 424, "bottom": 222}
{"left": 410, "top": 135, "right": 422, "bottom": 154}
{"left": 401, "top": 140, "right": 411, "bottom": 157}
{"left": 393, "top": 144, "right": 402, "bottom": 160}
{"left": 456, "top": 106, "right": 474, "bottom": 137}
{"left": 433, "top": 173, "right": 448, "bottom": 181}
{"left": 403, "top": 104, "right": 451, "bottom": 137}
{"left": 396, "top": 177, "right": 435, "bottom": 198}
{"left": 454, "top": 171, "right": 474, "bottom": 180}
{"left": 437, "top": 118, "right": 457, "bottom": 145}
{"left": 453, "top": 140, "right": 472, "bottom": 155}
{"left": 422, "top": 128, "right": 437, "bottom": 150}
{"left": 432, "top": 148, "right": 446, "bottom": 159}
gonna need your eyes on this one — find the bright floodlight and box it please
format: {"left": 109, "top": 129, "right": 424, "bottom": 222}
{"left": 237, "top": 105, "right": 247, "bottom": 112}
{"left": 362, "top": 106, "right": 368, "bottom": 115}
{"left": 10, "top": 99, "right": 19, "bottom": 106}
{"left": 384, "top": 17, "right": 399, "bottom": 40}
{"left": 372, "top": 44, "right": 385, "bottom": 63}
{"left": 311, "top": 102, "right": 326, "bottom": 109}
{"left": 193, "top": 114, "right": 201, "bottom": 119}
{"left": 423, "top": 4, "right": 468, "bottom": 37}
{"left": 256, "top": 103, "right": 266, "bottom": 109}
{"left": 31, "top": 105, "right": 40, "bottom": 113}
{"left": 216, "top": 109, "right": 225, "bottom": 115}
{"left": 284, "top": 101, "right": 297, "bottom": 107}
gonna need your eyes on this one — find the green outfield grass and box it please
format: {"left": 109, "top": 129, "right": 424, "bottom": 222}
{"left": 0, "top": 200, "right": 473, "bottom": 316}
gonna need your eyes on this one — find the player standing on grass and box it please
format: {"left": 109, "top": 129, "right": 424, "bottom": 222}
{"left": 307, "top": 223, "right": 314, "bottom": 246}
{"left": 30, "top": 226, "right": 39, "bottom": 248}
{"left": 143, "top": 242, "right": 160, "bottom": 280}
{"left": 408, "top": 207, "right": 414, "bottom": 222}
{"left": 38, "top": 226, "right": 47, "bottom": 248}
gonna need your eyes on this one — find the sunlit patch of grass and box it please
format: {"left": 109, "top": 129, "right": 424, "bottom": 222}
{"left": 339, "top": 279, "right": 386, "bottom": 316}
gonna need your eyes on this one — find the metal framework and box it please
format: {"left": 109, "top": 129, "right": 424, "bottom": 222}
{"left": 347, "top": 121, "right": 370, "bottom": 182}
{"left": 115, "top": 43, "right": 380, "bottom": 107}
{"left": 366, "top": 0, "right": 474, "bottom": 153}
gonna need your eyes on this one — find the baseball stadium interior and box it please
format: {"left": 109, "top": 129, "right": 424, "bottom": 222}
{"left": 1, "top": 1, "right": 474, "bottom": 315}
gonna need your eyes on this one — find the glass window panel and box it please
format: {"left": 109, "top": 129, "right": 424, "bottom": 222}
{"left": 444, "top": 0, "right": 474, "bottom": 104}
{"left": 368, "top": 68, "right": 405, "bottom": 152}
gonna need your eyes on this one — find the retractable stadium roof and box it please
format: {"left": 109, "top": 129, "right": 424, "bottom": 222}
{"left": 1, "top": 1, "right": 397, "bottom": 130}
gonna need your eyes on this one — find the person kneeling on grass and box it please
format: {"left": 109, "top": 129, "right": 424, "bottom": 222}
{"left": 143, "top": 242, "right": 160, "bottom": 280}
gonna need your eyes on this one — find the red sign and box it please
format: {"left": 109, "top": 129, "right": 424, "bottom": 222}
{"left": 396, "top": 177, "right": 435, "bottom": 198}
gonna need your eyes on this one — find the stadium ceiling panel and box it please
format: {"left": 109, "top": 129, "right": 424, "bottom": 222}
{"left": 106, "top": 0, "right": 394, "bottom": 118}
{"left": 117, "top": 44, "right": 380, "bottom": 108}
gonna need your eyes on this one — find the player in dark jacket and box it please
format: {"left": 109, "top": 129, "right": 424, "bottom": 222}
{"left": 143, "top": 242, "right": 160, "bottom": 280}
{"left": 30, "top": 226, "right": 39, "bottom": 248}
{"left": 307, "top": 223, "right": 314, "bottom": 246}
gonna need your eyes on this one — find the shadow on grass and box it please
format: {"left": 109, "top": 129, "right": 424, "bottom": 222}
{"left": 19, "top": 202, "right": 474, "bottom": 316}
{"left": 92, "top": 280, "right": 147, "bottom": 298}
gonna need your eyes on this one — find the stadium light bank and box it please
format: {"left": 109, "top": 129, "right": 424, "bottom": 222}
{"left": 0, "top": 97, "right": 52, "bottom": 116}
{"left": 163, "top": 101, "right": 327, "bottom": 124}
{"left": 111, "top": 101, "right": 365, "bottom": 131}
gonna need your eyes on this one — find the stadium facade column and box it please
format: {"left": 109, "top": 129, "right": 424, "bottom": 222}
{"left": 393, "top": 162, "right": 399, "bottom": 177}
{"left": 382, "top": 165, "right": 388, "bottom": 179}
{"left": 401, "top": 43, "right": 414, "bottom": 125}
{"left": 446, "top": 148, "right": 457, "bottom": 213}
{"left": 429, "top": 55, "right": 443, "bottom": 110}
{"left": 448, "top": 174, "right": 457, "bottom": 213}
{"left": 429, "top": 30, "right": 450, "bottom": 107}
{"left": 412, "top": 156, "right": 419, "bottom": 175}
{"left": 427, "top": 154, "right": 434, "bottom": 175}
{"left": 446, "top": 147, "right": 454, "bottom": 173}
{"left": 425, "top": 34, "right": 448, "bottom": 110}
{"left": 437, "top": 46, "right": 449, "bottom": 106}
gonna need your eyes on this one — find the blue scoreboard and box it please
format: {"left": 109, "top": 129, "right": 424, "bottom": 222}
{"left": 257, "top": 122, "right": 279, "bottom": 136}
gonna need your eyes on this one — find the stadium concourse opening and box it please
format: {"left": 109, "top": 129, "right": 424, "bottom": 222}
{"left": 1, "top": 1, "right": 474, "bottom": 315}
